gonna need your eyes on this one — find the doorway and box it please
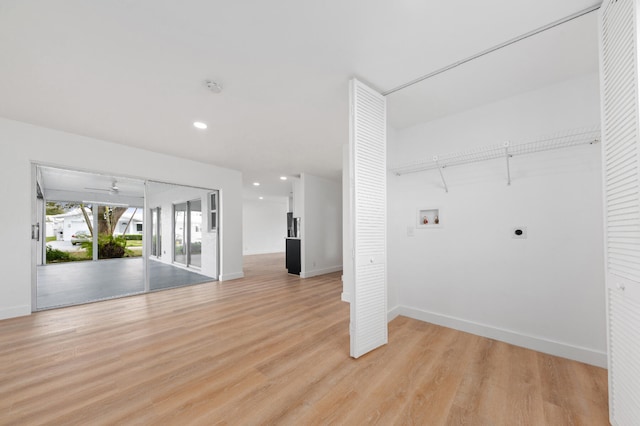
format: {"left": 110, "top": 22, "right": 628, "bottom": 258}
{"left": 34, "top": 166, "right": 220, "bottom": 310}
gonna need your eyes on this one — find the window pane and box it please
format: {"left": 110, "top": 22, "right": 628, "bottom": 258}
{"left": 174, "top": 203, "right": 187, "bottom": 265}
{"left": 151, "top": 208, "right": 158, "bottom": 256}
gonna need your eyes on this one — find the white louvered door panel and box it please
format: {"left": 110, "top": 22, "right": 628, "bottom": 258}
{"left": 600, "top": 0, "right": 640, "bottom": 424}
{"left": 349, "top": 78, "right": 388, "bottom": 358}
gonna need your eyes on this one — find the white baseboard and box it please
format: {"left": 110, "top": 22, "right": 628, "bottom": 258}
{"left": 387, "top": 305, "right": 401, "bottom": 323}
{"left": 0, "top": 305, "right": 31, "bottom": 321}
{"left": 300, "top": 265, "right": 342, "bottom": 278}
{"left": 397, "top": 305, "right": 607, "bottom": 368}
{"left": 219, "top": 272, "right": 244, "bottom": 281}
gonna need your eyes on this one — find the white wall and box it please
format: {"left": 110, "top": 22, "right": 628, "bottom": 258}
{"left": 242, "top": 197, "right": 288, "bottom": 255}
{"left": 387, "top": 73, "right": 607, "bottom": 367}
{"left": 342, "top": 144, "right": 353, "bottom": 302}
{"left": 386, "top": 125, "right": 398, "bottom": 312}
{"left": 298, "top": 173, "right": 343, "bottom": 278}
{"left": 0, "top": 117, "right": 243, "bottom": 320}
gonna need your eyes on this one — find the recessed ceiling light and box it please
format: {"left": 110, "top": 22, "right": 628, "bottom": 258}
{"left": 193, "top": 121, "right": 207, "bottom": 129}
{"left": 253, "top": 182, "right": 260, "bottom": 186}
{"left": 280, "top": 176, "right": 287, "bottom": 181}
{"left": 259, "top": 196, "right": 264, "bottom": 200}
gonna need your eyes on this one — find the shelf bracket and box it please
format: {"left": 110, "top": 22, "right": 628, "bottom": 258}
{"left": 504, "top": 141, "right": 511, "bottom": 186}
{"left": 434, "top": 155, "right": 449, "bottom": 193}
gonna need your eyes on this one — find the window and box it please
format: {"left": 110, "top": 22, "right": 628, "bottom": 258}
{"left": 151, "top": 207, "right": 161, "bottom": 257}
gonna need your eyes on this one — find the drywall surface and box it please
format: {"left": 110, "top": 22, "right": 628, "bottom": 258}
{"left": 242, "top": 197, "right": 288, "bottom": 255}
{"left": 300, "top": 173, "right": 343, "bottom": 278}
{"left": 386, "top": 125, "right": 398, "bottom": 314}
{"left": 0, "top": 117, "right": 243, "bottom": 320}
{"left": 387, "top": 73, "right": 607, "bottom": 366}
{"left": 342, "top": 144, "right": 353, "bottom": 302}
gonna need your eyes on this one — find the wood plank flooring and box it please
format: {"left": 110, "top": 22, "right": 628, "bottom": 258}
{"left": 0, "top": 253, "right": 609, "bottom": 425}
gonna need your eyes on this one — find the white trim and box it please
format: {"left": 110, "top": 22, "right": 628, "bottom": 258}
{"left": 31, "top": 163, "right": 38, "bottom": 312}
{"left": 0, "top": 305, "right": 31, "bottom": 320}
{"left": 387, "top": 305, "right": 401, "bottom": 322}
{"left": 397, "top": 305, "right": 607, "bottom": 368}
{"left": 300, "top": 265, "right": 342, "bottom": 278}
{"left": 219, "top": 272, "right": 244, "bottom": 281}
{"left": 341, "top": 291, "right": 351, "bottom": 303}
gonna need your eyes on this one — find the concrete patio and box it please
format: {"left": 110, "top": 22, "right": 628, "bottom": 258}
{"left": 37, "top": 258, "right": 214, "bottom": 309}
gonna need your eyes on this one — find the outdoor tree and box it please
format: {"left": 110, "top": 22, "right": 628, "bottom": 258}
{"left": 97, "top": 206, "right": 128, "bottom": 236}
{"left": 45, "top": 202, "right": 66, "bottom": 215}
{"left": 47, "top": 202, "right": 128, "bottom": 237}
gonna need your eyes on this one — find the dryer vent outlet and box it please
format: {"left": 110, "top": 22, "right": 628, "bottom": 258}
{"left": 512, "top": 227, "right": 527, "bottom": 239}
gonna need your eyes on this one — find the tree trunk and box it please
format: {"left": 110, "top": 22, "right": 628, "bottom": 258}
{"left": 97, "top": 206, "right": 128, "bottom": 236}
{"left": 79, "top": 204, "right": 94, "bottom": 236}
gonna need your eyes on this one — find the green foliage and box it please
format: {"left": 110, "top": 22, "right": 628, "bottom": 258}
{"left": 45, "top": 202, "right": 66, "bottom": 215}
{"left": 124, "top": 248, "right": 142, "bottom": 258}
{"left": 46, "top": 236, "right": 57, "bottom": 242}
{"left": 46, "top": 245, "right": 71, "bottom": 262}
{"left": 123, "top": 234, "right": 143, "bottom": 241}
{"left": 82, "top": 235, "right": 127, "bottom": 259}
{"left": 190, "top": 241, "right": 202, "bottom": 254}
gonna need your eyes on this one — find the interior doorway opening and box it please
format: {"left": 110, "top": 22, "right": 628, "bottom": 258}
{"left": 33, "top": 165, "right": 220, "bottom": 310}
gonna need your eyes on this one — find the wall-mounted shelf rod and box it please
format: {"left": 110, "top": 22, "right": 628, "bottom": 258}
{"left": 382, "top": 4, "right": 602, "bottom": 96}
{"left": 389, "top": 127, "right": 601, "bottom": 178}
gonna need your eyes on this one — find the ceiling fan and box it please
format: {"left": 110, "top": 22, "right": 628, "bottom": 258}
{"left": 84, "top": 180, "right": 120, "bottom": 194}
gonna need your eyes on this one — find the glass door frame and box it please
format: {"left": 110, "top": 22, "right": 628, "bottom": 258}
{"left": 173, "top": 199, "right": 202, "bottom": 269}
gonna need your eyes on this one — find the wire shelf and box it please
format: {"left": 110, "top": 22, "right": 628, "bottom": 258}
{"left": 389, "top": 127, "right": 601, "bottom": 176}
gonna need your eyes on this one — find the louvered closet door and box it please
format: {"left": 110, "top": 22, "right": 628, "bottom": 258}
{"left": 349, "top": 78, "right": 388, "bottom": 358}
{"left": 600, "top": 0, "right": 640, "bottom": 424}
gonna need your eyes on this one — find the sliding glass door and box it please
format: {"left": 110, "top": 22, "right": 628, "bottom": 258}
{"left": 150, "top": 207, "right": 161, "bottom": 258}
{"left": 174, "top": 199, "right": 201, "bottom": 268}
{"left": 174, "top": 203, "right": 187, "bottom": 265}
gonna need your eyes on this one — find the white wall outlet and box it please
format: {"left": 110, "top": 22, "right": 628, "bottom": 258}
{"left": 512, "top": 226, "right": 527, "bottom": 239}
{"left": 407, "top": 226, "right": 415, "bottom": 237}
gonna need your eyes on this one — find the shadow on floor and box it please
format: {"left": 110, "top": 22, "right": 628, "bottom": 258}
{"left": 37, "top": 257, "right": 213, "bottom": 309}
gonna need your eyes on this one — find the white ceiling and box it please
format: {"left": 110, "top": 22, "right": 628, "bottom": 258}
{"left": 38, "top": 166, "right": 146, "bottom": 206}
{"left": 0, "top": 1, "right": 600, "bottom": 198}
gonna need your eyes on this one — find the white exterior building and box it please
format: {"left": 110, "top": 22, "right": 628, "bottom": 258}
{"left": 47, "top": 207, "right": 143, "bottom": 241}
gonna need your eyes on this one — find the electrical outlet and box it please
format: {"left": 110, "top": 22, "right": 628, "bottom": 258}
{"left": 407, "top": 226, "right": 415, "bottom": 237}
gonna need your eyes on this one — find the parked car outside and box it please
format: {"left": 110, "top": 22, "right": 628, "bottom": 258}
{"left": 71, "top": 231, "right": 91, "bottom": 245}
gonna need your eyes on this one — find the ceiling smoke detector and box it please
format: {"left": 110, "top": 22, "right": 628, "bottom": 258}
{"left": 205, "top": 80, "right": 222, "bottom": 93}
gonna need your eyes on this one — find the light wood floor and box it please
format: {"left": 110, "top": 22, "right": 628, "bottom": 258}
{"left": 0, "top": 253, "right": 608, "bottom": 425}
